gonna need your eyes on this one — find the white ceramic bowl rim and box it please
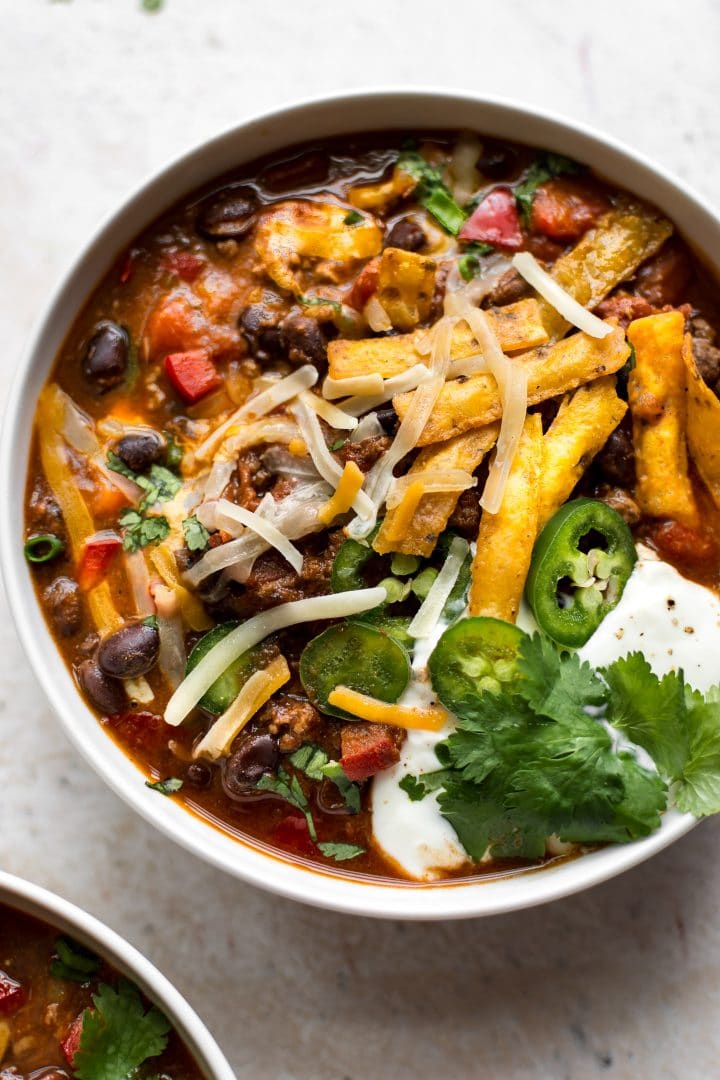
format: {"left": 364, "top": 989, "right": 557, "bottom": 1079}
{"left": 0, "top": 869, "right": 234, "bottom": 1079}
{"left": 3, "top": 87, "right": 718, "bottom": 920}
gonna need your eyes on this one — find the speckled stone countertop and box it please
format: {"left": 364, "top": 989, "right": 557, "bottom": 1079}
{"left": 2, "top": 2, "right": 720, "bottom": 1076}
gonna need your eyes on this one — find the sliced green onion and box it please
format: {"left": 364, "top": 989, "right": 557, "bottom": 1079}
{"left": 24, "top": 533, "right": 65, "bottom": 564}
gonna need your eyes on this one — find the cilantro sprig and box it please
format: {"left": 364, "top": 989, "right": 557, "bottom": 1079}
{"left": 396, "top": 150, "right": 467, "bottom": 235}
{"left": 73, "top": 980, "right": 170, "bottom": 1080}
{"left": 182, "top": 515, "right": 210, "bottom": 552}
{"left": 513, "top": 151, "right": 581, "bottom": 224}
{"left": 119, "top": 509, "right": 170, "bottom": 553}
{"left": 50, "top": 938, "right": 101, "bottom": 984}
{"left": 107, "top": 453, "right": 181, "bottom": 513}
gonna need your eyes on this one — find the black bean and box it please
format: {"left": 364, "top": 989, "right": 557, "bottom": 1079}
{"left": 115, "top": 432, "right": 164, "bottom": 473}
{"left": 385, "top": 217, "right": 426, "bottom": 252}
{"left": 477, "top": 140, "right": 519, "bottom": 180}
{"left": 43, "top": 577, "right": 82, "bottom": 638}
{"left": 239, "top": 303, "right": 286, "bottom": 362}
{"left": 260, "top": 151, "right": 330, "bottom": 193}
{"left": 375, "top": 405, "right": 399, "bottom": 436}
{"left": 281, "top": 313, "right": 327, "bottom": 370}
{"left": 82, "top": 321, "right": 129, "bottom": 391}
{"left": 77, "top": 658, "right": 126, "bottom": 716}
{"left": 185, "top": 761, "right": 213, "bottom": 790}
{"left": 222, "top": 734, "right": 279, "bottom": 798}
{"left": 97, "top": 622, "right": 160, "bottom": 679}
{"left": 594, "top": 426, "right": 636, "bottom": 488}
{"left": 196, "top": 185, "right": 258, "bottom": 240}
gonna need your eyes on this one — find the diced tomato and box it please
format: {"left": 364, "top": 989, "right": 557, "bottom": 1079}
{"left": 61, "top": 1013, "right": 85, "bottom": 1068}
{"left": 105, "top": 710, "right": 172, "bottom": 754}
{"left": 459, "top": 187, "right": 523, "bottom": 250}
{"left": 647, "top": 521, "right": 717, "bottom": 566}
{"left": 162, "top": 250, "right": 206, "bottom": 283}
{"left": 90, "top": 482, "right": 128, "bottom": 519}
{"left": 164, "top": 349, "right": 222, "bottom": 403}
{"left": 340, "top": 722, "right": 400, "bottom": 781}
{"left": 145, "top": 295, "right": 206, "bottom": 357}
{"left": 530, "top": 177, "right": 609, "bottom": 242}
{"left": 269, "top": 814, "right": 318, "bottom": 858}
{"left": 347, "top": 257, "right": 380, "bottom": 310}
{"left": 77, "top": 533, "right": 122, "bottom": 591}
{"left": 0, "top": 971, "right": 27, "bottom": 1017}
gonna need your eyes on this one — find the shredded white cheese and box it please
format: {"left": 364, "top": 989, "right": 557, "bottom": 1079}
{"left": 290, "top": 397, "right": 375, "bottom": 521}
{"left": 512, "top": 251, "right": 612, "bottom": 339}
{"left": 386, "top": 469, "right": 476, "bottom": 509}
{"left": 408, "top": 536, "right": 468, "bottom": 638}
{"left": 340, "top": 364, "right": 433, "bottom": 417}
{"left": 204, "top": 498, "right": 304, "bottom": 574}
{"left": 298, "top": 389, "right": 358, "bottom": 431}
{"left": 164, "top": 587, "right": 387, "bottom": 726}
{"left": 323, "top": 372, "right": 385, "bottom": 400}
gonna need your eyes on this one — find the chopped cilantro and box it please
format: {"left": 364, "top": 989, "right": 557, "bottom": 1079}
{"left": 73, "top": 979, "right": 170, "bottom": 1080}
{"left": 50, "top": 938, "right": 101, "bottom": 984}
{"left": 107, "top": 453, "right": 181, "bottom": 513}
{"left": 399, "top": 774, "right": 431, "bottom": 802}
{"left": 317, "top": 842, "right": 365, "bottom": 861}
{"left": 289, "top": 745, "right": 361, "bottom": 814}
{"left": 457, "top": 241, "right": 495, "bottom": 281}
{"left": 257, "top": 770, "right": 317, "bottom": 840}
{"left": 344, "top": 209, "right": 364, "bottom": 226}
{"left": 142, "top": 615, "right": 159, "bottom": 629}
{"left": 329, "top": 437, "right": 347, "bottom": 452}
{"left": 145, "top": 777, "right": 183, "bottom": 796}
{"left": 321, "top": 760, "right": 362, "bottom": 814}
{"left": 513, "top": 152, "right": 581, "bottom": 224}
{"left": 396, "top": 150, "right": 466, "bottom": 235}
{"left": 182, "top": 515, "right": 210, "bottom": 552}
{"left": 119, "top": 510, "right": 170, "bottom": 553}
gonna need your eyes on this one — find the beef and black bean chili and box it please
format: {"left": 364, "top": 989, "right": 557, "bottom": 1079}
{"left": 24, "top": 131, "right": 720, "bottom": 882}
{"left": 0, "top": 903, "right": 202, "bottom": 1078}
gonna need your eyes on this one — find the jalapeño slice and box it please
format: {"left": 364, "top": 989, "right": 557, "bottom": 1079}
{"left": 185, "top": 622, "right": 274, "bottom": 715}
{"left": 525, "top": 498, "right": 637, "bottom": 648}
{"left": 428, "top": 617, "right": 525, "bottom": 715}
{"left": 299, "top": 621, "right": 410, "bottom": 720}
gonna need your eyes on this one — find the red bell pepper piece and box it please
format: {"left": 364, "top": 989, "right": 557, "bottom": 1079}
{"left": 268, "top": 814, "right": 318, "bottom": 859}
{"left": 530, "top": 177, "right": 610, "bottom": 242}
{"left": 162, "top": 250, "right": 206, "bottom": 283}
{"left": 347, "top": 257, "right": 380, "bottom": 311}
{"left": 459, "top": 187, "right": 523, "bottom": 250}
{"left": 61, "top": 1013, "right": 85, "bottom": 1068}
{"left": 77, "top": 532, "right": 122, "bottom": 591}
{"left": 0, "top": 971, "right": 27, "bottom": 1017}
{"left": 340, "top": 722, "right": 400, "bottom": 781}
{"left": 164, "top": 350, "right": 222, "bottom": 403}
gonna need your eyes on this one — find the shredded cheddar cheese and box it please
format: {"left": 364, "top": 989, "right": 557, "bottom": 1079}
{"left": 193, "top": 656, "right": 291, "bottom": 760}
{"left": 318, "top": 462, "right": 365, "bottom": 525}
{"left": 327, "top": 686, "right": 448, "bottom": 732}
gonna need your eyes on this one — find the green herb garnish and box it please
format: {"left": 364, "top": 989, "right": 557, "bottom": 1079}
{"left": 107, "top": 453, "right": 181, "bottom": 512}
{"left": 50, "top": 938, "right": 101, "bottom": 984}
{"left": 257, "top": 770, "right": 317, "bottom": 840}
{"left": 513, "top": 152, "right": 581, "bottom": 224}
{"left": 344, "top": 209, "right": 364, "bottom": 226}
{"left": 182, "top": 515, "right": 210, "bottom": 552}
{"left": 298, "top": 295, "right": 342, "bottom": 313}
{"left": 289, "top": 745, "right": 362, "bottom": 814}
{"left": 457, "top": 241, "right": 495, "bottom": 281}
{"left": 397, "top": 150, "right": 466, "bottom": 235}
{"left": 329, "top": 437, "right": 347, "bottom": 452}
{"left": 145, "top": 777, "right": 183, "bottom": 796}
{"left": 119, "top": 510, "right": 170, "bottom": 553}
{"left": 317, "top": 842, "right": 365, "bottom": 861}
{"left": 73, "top": 980, "right": 170, "bottom": 1080}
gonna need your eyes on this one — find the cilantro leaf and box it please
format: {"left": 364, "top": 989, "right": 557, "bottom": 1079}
{"left": 396, "top": 150, "right": 467, "bottom": 235}
{"left": 182, "top": 515, "right": 210, "bottom": 552}
{"left": 329, "top": 438, "right": 347, "bottom": 452}
{"left": 289, "top": 743, "right": 329, "bottom": 781}
{"left": 674, "top": 702, "right": 720, "bottom": 816}
{"left": 145, "top": 777, "right": 183, "bottom": 796}
{"left": 344, "top": 210, "right": 364, "bottom": 226}
{"left": 50, "top": 938, "right": 101, "bottom": 983}
{"left": 119, "top": 510, "right": 170, "bottom": 553}
{"left": 287, "top": 744, "right": 361, "bottom": 814}
{"left": 107, "top": 453, "right": 180, "bottom": 513}
{"left": 257, "top": 770, "right": 317, "bottom": 840}
{"left": 298, "top": 295, "right": 342, "bottom": 313}
{"left": 317, "top": 842, "right": 365, "bottom": 861}
{"left": 399, "top": 770, "right": 451, "bottom": 802}
{"left": 513, "top": 152, "right": 581, "bottom": 224}
{"left": 73, "top": 980, "right": 170, "bottom": 1080}
{"left": 517, "top": 633, "right": 606, "bottom": 725}
{"left": 321, "top": 760, "right": 361, "bottom": 814}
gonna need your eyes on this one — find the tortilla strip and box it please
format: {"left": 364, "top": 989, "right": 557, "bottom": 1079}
{"left": 376, "top": 247, "right": 436, "bottom": 331}
{"left": 539, "top": 203, "right": 673, "bottom": 340}
{"left": 628, "top": 311, "right": 698, "bottom": 526}
{"left": 684, "top": 333, "right": 720, "bottom": 509}
{"left": 538, "top": 377, "right": 628, "bottom": 528}
{"left": 373, "top": 424, "right": 500, "bottom": 557}
{"left": 468, "top": 414, "right": 543, "bottom": 623}
{"left": 395, "top": 322, "right": 629, "bottom": 447}
{"left": 327, "top": 298, "right": 549, "bottom": 381}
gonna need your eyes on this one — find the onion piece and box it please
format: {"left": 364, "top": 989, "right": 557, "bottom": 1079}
{"left": 340, "top": 364, "right": 432, "bottom": 417}
{"left": 323, "top": 372, "right": 384, "bottom": 400}
{"left": 204, "top": 459, "right": 234, "bottom": 501}
{"left": 364, "top": 295, "right": 393, "bottom": 333}
{"left": 386, "top": 469, "right": 476, "bottom": 509}
{"left": 125, "top": 550, "right": 155, "bottom": 617}
{"left": 290, "top": 398, "right": 375, "bottom": 520}
{"left": 152, "top": 582, "right": 186, "bottom": 691}
{"left": 260, "top": 446, "right": 319, "bottom": 480}
{"left": 408, "top": 536, "right": 469, "bottom": 638}
{"left": 164, "top": 587, "right": 387, "bottom": 726}
{"left": 52, "top": 384, "right": 142, "bottom": 501}
{"left": 299, "top": 390, "right": 358, "bottom": 431}
{"left": 195, "top": 365, "right": 318, "bottom": 461}
{"left": 512, "top": 251, "right": 612, "bottom": 339}
{"left": 193, "top": 656, "right": 291, "bottom": 761}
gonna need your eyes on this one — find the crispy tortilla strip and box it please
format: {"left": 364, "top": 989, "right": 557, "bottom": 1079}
{"left": 347, "top": 167, "right": 416, "bottom": 211}
{"left": 327, "top": 298, "right": 549, "bottom": 381}
{"left": 373, "top": 424, "right": 500, "bottom": 557}
{"left": 375, "top": 247, "right": 436, "bottom": 331}
{"left": 538, "top": 377, "right": 628, "bottom": 528}
{"left": 395, "top": 322, "right": 629, "bottom": 446}
{"left": 468, "top": 414, "right": 543, "bottom": 622}
{"left": 255, "top": 201, "right": 382, "bottom": 294}
{"left": 684, "top": 333, "right": 720, "bottom": 508}
{"left": 628, "top": 311, "right": 698, "bottom": 526}
{"left": 540, "top": 204, "right": 673, "bottom": 340}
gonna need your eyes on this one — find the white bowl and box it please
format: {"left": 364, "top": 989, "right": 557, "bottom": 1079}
{"left": 0, "top": 869, "right": 234, "bottom": 1079}
{"left": 3, "top": 89, "right": 718, "bottom": 920}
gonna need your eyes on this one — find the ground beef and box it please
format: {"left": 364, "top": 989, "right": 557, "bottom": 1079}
{"left": 222, "top": 448, "right": 271, "bottom": 510}
{"left": 593, "top": 421, "right": 635, "bottom": 488}
{"left": 594, "top": 291, "right": 655, "bottom": 328}
{"left": 447, "top": 489, "right": 481, "bottom": 539}
{"left": 594, "top": 485, "right": 641, "bottom": 525}
{"left": 337, "top": 435, "right": 391, "bottom": 472}
{"left": 261, "top": 693, "right": 323, "bottom": 751}
{"left": 633, "top": 239, "right": 694, "bottom": 308}
{"left": 27, "top": 480, "right": 65, "bottom": 538}
{"left": 688, "top": 317, "right": 720, "bottom": 390}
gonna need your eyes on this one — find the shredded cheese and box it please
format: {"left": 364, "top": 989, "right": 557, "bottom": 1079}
{"left": 386, "top": 469, "right": 476, "bottom": 509}
{"left": 323, "top": 372, "right": 385, "bottom": 400}
{"left": 340, "top": 364, "right": 432, "bottom": 417}
{"left": 291, "top": 398, "right": 375, "bottom": 521}
{"left": 164, "top": 587, "right": 387, "bottom": 726}
{"left": 408, "top": 535, "right": 468, "bottom": 638}
{"left": 512, "top": 251, "right": 612, "bottom": 339}
{"left": 149, "top": 544, "right": 213, "bottom": 631}
{"left": 193, "top": 656, "right": 291, "bottom": 761}
{"left": 327, "top": 686, "right": 448, "bottom": 731}
{"left": 317, "top": 461, "right": 365, "bottom": 524}
{"left": 195, "top": 365, "right": 318, "bottom": 461}
{"left": 206, "top": 499, "right": 304, "bottom": 574}
{"left": 299, "top": 390, "right": 358, "bottom": 431}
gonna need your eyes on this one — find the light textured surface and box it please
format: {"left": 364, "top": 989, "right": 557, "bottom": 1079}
{"left": 2, "top": 1, "right": 720, "bottom": 1077}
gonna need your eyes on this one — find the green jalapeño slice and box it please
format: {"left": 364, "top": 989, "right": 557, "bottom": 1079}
{"left": 428, "top": 616, "right": 525, "bottom": 715}
{"left": 525, "top": 498, "right": 637, "bottom": 648}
